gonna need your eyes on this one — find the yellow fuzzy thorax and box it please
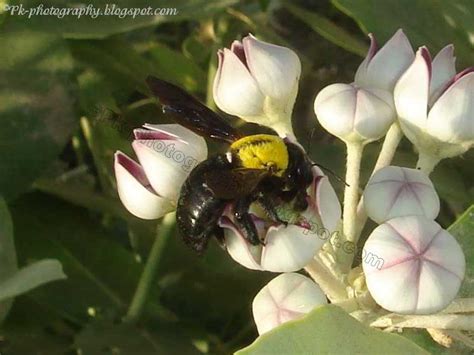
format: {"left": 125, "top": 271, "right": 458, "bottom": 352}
{"left": 230, "top": 134, "right": 289, "bottom": 176}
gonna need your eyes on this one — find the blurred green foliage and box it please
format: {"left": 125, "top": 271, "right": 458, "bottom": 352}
{"left": 0, "top": 0, "right": 473, "bottom": 353}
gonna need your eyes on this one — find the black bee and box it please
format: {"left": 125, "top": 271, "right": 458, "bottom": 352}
{"left": 146, "top": 76, "right": 314, "bottom": 253}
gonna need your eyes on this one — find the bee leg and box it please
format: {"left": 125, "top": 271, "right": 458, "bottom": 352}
{"left": 257, "top": 194, "right": 288, "bottom": 226}
{"left": 233, "top": 196, "right": 263, "bottom": 246}
{"left": 294, "top": 190, "right": 309, "bottom": 211}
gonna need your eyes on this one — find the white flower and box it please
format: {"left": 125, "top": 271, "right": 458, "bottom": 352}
{"left": 363, "top": 166, "right": 440, "bottom": 223}
{"left": 314, "top": 30, "right": 414, "bottom": 144}
{"left": 115, "top": 124, "right": 207, "bottom": 219}
{"left": 218, "top": 167, "right": 341, "bottom": 272}
{"left": 213, "top": 34, "right": 301, "bottom": 136}
{"left": 394, "top": 45, "right": 474, "bottom": 160}
{"left": 252, "top": 273, "right": 327, "bottom": 335}
{"left": 362, "top": 216, "right": 465, "bottom": 315}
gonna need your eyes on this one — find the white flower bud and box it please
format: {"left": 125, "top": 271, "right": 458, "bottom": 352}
{"left": 219, "top": 167, "right": 341, "bottom": 272}
{"left": 314, "top": 29, "right": 413, "bottom": 144}
{"left": 363, "top": 166, "right": 440, "bottom": 223}
{"left": 394, "top": 46, "right": 474, "bottom": 160}
{"left": 213, "top": 35, "right": 301, "bottom": 136}
{"left": 115, "top": 124, "right": 207, "bottom": 220}
{"left": 252, "top": 273, "right": 327, "bottom": 334}
{"left": 314, "top": 83, "right": 395, "bottom": 143}
{"left": 363, "top": 216, "right": 465, "bottom": 314}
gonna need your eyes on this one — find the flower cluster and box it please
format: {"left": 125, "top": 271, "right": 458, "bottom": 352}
{"left": 114, "top": 30, "right": 472, "bottom": 339}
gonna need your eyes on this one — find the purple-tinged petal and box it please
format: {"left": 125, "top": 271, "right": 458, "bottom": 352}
{"left": 114, "top": 151, "right": 174, "bottom": 220}
{"left": 427, "top": 71, "right": 474, "bottom": 143}
{"left": 394, "top": 47, "right": 431, "bottom": 131}
{"left": 356, "top": 29, "right": 414, "bottom": 92}
{"left": 429, "top": 44, "right": 456, "bottom": 102}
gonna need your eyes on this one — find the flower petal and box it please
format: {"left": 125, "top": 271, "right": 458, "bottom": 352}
{"left": 142, "top": 123, "right": 208, "bottom": 162}
{"left": 243, "top": 34, "right": 301, "bottom": 100}
{"left": 114, "top": 152, "right": 174, "bottom": 220}
{"left": 260, "top": 224, "right": 324, "bottom": 272}
{"left": 132, "top": 137, "right": 196, "bottom": 202}
{"left": 354, "top": 33, "right": 377, "bottom": 85}
{"left": 252, "top": 273, "right": 327, "bottom": 335}
{"left": 429, "top": 44, "right": 456, "bottom": 102}
{"left": 427, "top": 71, "right": 474, "bottom": 143}
{"left": 219, "top": 216, "right": 264, "bottom": 271}
{"left": 356, "top": 29, "right": 414, "bottom": 92}
{"left": 315, "top": 176, "right": 342, "bottom": 233}
{"left": 394, "top": 47, "right": 431, "bottom": 133}
{"left": 213, "top": 48, "right": 264, "bottom": 117}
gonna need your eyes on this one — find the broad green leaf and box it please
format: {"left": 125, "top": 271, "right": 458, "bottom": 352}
{"left": 332, "top": 0, "right": 474, "bottom": 68}
{"left": 5, "top": 0, "right": 238, "bottom": 39}
{"left": 237, "top": 305, "right": 427, "bottom": 354}
{"left": 284, "top": 2, "right": 368, "bottom": 57}
{"left": 0, "top": 29, "right": 77, "bottom": 200}
{"left": 449, "top": 205, "right": 474, "bottom": 297}
{"left": 0, "top": 259, "right": 66, "bottom": 302}
{"left": 0, "top": 197, "right": 17, "bottom": 322}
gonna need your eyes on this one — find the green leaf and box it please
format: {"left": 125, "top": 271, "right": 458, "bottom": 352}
{"left": 284, "top": 2, "right": 368, "bottom": 57}
{"left": 0, "top": 28, "right": 77, "bottom": 200}
{"left": 0, "top": 197, "right": 17, "bottom": 322}
{"left": 74, "top": 320, "right": 200, "bottom": 355}
{"left": 332, "top": 0, "right": 474, "bottom": 68}
{"left": 0, "top": 259, "right": 66, "bottom": 302}
{"left": 5, "top": 0, "right": 238, "bottom": 39}
{"left": 237, "top": 305, "right": 428, "bottom": 354}
{"left": 448, "top": 205, "right": 474, "bottom": 297}
{"left": 8, "top": 193, "right": 163, "bottom": 324}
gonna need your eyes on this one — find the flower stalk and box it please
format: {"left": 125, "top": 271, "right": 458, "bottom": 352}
{"left": 416, "top": 151, "right": 441, "bottom": 175}
{"left": 340, "top": 142, "right": 364, "bottom": 272}
{"left": 124, "top": 211, "right": 176, "bottom": 323}
{"left": 304, "top": 257, "right": 347, "bottom": 302}
{"left": 371, "top": 314, "right": 474, "bottom": 331}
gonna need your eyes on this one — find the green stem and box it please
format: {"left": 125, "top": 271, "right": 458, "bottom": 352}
{"left": 355, "top": 122, "right": 404, "bottom": 238}
{"left": 339, "top": 142, "right": 364, "bottom": 272}
{"left": 124, "top": 212, "right": 176, "bottom": 323}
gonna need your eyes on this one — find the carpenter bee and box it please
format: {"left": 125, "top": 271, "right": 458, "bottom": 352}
{"left": 146, "top": 76, "right": 314, "bottom": 254}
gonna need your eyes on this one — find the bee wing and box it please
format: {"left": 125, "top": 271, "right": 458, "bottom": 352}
{"left": 203, "top": 168, "right": 269, "bottom": 199}
{"left": 146, "top": 76, "right": 241, "bottom": 143}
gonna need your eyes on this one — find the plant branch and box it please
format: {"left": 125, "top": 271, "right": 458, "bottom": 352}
{"left": 124, "top": 212, "right": 176, "bottom": 323}
{"left": 371, "top": 314, "right": 474, "bottom": 331}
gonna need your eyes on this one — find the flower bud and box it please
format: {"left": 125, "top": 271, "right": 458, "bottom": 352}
{"left": 252, "top": 273, "right": 327, "bottom": 334}
{"left": 314, "top": 29, "right": 413, "bottom": 144}
{"left": 394, "top": 45, "right": 474, "bottom": 160}
{"left": 115, "top": 124, "right": 207, "bottom": 220}
{"left": 213, "top": 34, "right": 301, "bottom": 136}
{"left": 363, "top": 216, "right": 465, "bottom": 314}
{"left": 314, "top": 84, "right": 395, "bottom": 143}
{"left": 363, "top": 166, "right": 440, "bottom": 223}
{"left": 219, "top": 167, "right": 341, "bottom": 272}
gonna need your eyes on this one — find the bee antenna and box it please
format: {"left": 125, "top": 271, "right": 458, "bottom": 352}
{"left": 312, "top": 163, "right": 349, "bottom": 187}
{"left": 307, "top": 127, "right": 317, "bottom": 152}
